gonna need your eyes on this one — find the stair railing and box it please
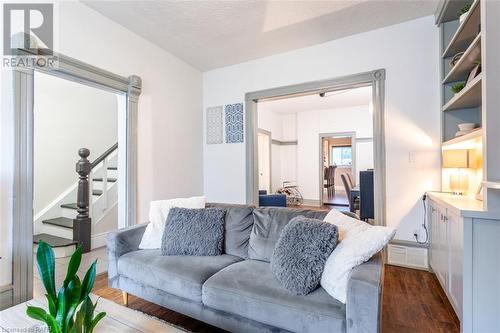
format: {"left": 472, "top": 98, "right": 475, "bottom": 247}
{"left": 73, "top": 143, "right": 117, "bottom": 253}
{"left": 91, "top": 143, "right": 118, "bottom": 212}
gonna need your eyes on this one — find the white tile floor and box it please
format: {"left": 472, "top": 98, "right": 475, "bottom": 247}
{"left": 33, "top": 246, "right": 108, "bottom": 298}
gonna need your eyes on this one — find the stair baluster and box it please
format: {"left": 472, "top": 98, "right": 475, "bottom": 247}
{"left": 73, "top": 148, "right": 92, "bottom": 253}
{"left": 102, "top": 157, "right": 108, "bottom": 210}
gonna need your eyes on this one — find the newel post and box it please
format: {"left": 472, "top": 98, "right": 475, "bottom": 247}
{"left": 73, "top": 148, "right": 92, "bottom": 253}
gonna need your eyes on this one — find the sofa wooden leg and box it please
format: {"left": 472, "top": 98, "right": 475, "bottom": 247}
{"left": 122, "top": 291, "right": 128, "bottom": 306}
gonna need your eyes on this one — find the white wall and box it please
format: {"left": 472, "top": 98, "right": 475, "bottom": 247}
{"left": 1, "top": 1, "right": 204, "bottom": 283}
{"left": 203, "top": 15, "right": 441, "bottom": 241}
{"left": 296, "top": 106, "right": 373, "bottom": 201}
{"left": 258, "top": 111, "right": 298, "bottom": 192}
{"left": 33, "top": 72, "right": 118, "bottom": 214}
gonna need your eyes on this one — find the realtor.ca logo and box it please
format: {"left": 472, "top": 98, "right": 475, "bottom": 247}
{"left": 3, "top": 3, "right": 57, "bottom": 68}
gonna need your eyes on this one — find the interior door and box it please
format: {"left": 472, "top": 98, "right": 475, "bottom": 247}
{"left": 258, "top": 131, "right": 271, "bottom": 194}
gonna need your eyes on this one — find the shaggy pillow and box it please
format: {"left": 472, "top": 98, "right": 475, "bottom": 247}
{"left": 139, "top": 196, "right": 206, "bottom": 249}
{"left": 161, "top": 207, "right": 226, "bottom": 256}
{"left": 321, "top": 209, "right": 396, "bottom": 303}
{"left": 270, "top": 216, "right": 338, "bottom": 295}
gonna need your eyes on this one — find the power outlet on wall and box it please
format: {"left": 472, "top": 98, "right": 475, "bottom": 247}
{"left": 413, "top": 229, "right": 420, "bottom": 241}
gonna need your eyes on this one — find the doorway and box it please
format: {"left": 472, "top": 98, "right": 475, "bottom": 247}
{"left": 3, "top": 49, "right": 141, "bottom": 308}
{"left": 320, "top": 133, "right": 356, "bottom": 208}
{"left": 257, "top": 129, "right": 272, "bottom": 194}
{"left": 245, "top": 69, "right": 386, "bottom": 225}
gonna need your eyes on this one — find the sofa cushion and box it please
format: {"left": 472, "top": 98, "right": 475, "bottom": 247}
{"left": 202, "top": 260, "right": 345, "bottom": 333}
{"left": 249, "top": 207, "right": 328, "bottom": 262}
{"left": 206, "top": 203, "right": 255, "bottom": 258}
{"left": 161, "top": 207, "right": 226, "bottom": 256}
{"left": 118, "top": 249, "right": 242, "bottom": 302}
{"left": 271, "top": 216, "right": 338, "bottom": 295}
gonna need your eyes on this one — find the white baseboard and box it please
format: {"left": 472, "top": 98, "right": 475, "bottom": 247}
{"left": 302, "top": 199, "right": 320, "bottom": 207}
{"left": 91, "top": 232, "right": 108, "bottom": 250}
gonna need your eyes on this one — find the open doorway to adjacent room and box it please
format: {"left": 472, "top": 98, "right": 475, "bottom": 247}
{"left": 248, "top": 70, "right": 383, "bottom": 222}
{"left": 321, "top": 133, "right": 355, "bottom": 208}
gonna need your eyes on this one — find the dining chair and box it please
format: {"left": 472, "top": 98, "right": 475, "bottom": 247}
{"left": 347, "top": 172, "right": 355, "bottom": 188}
{"left": 341, "top": 173, "right": 359, "bottom": 213}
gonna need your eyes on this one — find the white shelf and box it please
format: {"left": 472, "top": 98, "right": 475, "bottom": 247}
{"left": 443, "top": 33, "right": 481, "bottom": 84}
{"left": 442, "top": 73, "right": 482, "bottom": 112}
{"left": 484, "top": 181, "right": 500, "bottom": 190}
{"left": 442, "top": 0, "right": 480, "bottom": 58}
{"left": 442, "top": 128, "right": 482, "bottom": 147}
{"left": 435, "top": 0, "right": 472, "bottom": 25}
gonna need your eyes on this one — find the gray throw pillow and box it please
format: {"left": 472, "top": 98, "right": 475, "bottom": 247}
{"left": 270, "top": 216, "right": 338, "bottom": 295}
{"left": 161, "top": 207, "right": 226, "bottom": 256}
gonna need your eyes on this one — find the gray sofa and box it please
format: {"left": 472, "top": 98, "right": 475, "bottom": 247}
{"left": 107, "top": 204, "right": 383, "bottom": 333}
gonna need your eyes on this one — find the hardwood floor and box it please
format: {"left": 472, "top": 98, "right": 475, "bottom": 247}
{"left": 93, "top": 264, "right": 459, "bottom": 333}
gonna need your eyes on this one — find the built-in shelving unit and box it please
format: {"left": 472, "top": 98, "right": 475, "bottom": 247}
{"left": 439, "top": 0, "right": 481, "bottom": 142}
{"left": 442, "top": 0, "right": 480, "bottom": 58}
{"left": 434, "top": 2, "right": 500, "bottom": 331}
{"left": 442, "top": 128, "right": 482, "bottom": 147}
{"left": 442, "top": 74, "right": 481, "bottom": 111}
{"left": 442, "top": 33, "right": 480, "bottom": 84}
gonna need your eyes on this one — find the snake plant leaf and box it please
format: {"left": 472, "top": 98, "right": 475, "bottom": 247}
{"left": 88, "top": 312, "right": 106, "bottom": 333}
{"left": 26, "top": 305, "right": 48, "bottom": 321}
{"left": 36, "top": 241, "right": 56, "bottom": 299}
{"left": 55, "top": 286, "right": 67, "bottom": 329}
{"left": 44, "top": 313, "right": 63, "bottom": 333}
{"left": 82, "top": 296, "right": 94, "bottom": 331}
{"left": 64, "top": 277, "right": 82, "bottom": 332}
{"left": 64, "top": 246, "right": 82, "bottom": 288}
{"left": 80, "top": 260, "right": 96, "bottom": 302}
{"left": 73, "top": 307, "right": 85, "bottom": 333}
{"left": 26, "top": 306, "right": 62, "bottom": 333}
{"left": 45, "top": 293, "right": 57, "bottom": 317}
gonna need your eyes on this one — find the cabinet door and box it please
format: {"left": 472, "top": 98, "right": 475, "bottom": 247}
{"left": 448, "top": 211, "right": 463, "bottom": 319}
{"left": 436, "top": 206, "right": 449, "bottom": 290}
{"left": 429, "top": 200, "right": 439, "bottom": 271}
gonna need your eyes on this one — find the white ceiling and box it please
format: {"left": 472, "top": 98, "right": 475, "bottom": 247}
{"left": 83, "top": 0, "right": 438, "bottom": 71}
{"left": 258, "top": 86, "right": 372, "bottom": 114}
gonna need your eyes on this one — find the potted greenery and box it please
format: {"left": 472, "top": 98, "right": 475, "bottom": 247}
{"left": 459, "top": 3, "right": 472, "bottom": 24}
{"left": 27, "top": 241, "right": 106, "bottom": 333}
{"left": 452, "top": 82, "right": 465, "bottom": 94}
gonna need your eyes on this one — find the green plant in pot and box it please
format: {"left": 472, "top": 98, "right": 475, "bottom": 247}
{"left": 27, "top": 241, "right": 106, "bottom": 333}
{"left": 452, "top": 82, "right": 465, "bottom": 94}
{"left": 458, "top": 3, "right": 472, "bottom": 23}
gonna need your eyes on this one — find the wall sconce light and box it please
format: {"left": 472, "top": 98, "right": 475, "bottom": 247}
{"left": 442, "top": 149, "right": 470, "bottom": 195}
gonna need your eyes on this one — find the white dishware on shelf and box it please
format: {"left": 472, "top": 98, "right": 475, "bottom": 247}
{"left": 458, "top": 123, "right": 476, "bottom": 131}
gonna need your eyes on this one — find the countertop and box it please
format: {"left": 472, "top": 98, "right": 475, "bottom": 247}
{"left": 427, "top": 191, "right": 500, "bottom": 219}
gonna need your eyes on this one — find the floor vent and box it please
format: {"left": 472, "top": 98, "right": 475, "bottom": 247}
{"left": 388, "top": 243, "right": 428, "bottom": 270}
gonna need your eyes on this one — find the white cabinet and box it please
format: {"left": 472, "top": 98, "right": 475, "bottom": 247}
{"left": 428, "top": 199, "right": 462, "bottom": 320}
{"left": 428, "top": 192, "right": 500, "bottom": 332}
{"left": 448, "top": 210, "right": 463, "bottom": 319}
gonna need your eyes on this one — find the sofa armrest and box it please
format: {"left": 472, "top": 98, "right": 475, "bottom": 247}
{"left": 107, "top": 223, "right": 148, "bottom": 287}
{"left": 346, "top": 251, "right": 383, "bottom": 333}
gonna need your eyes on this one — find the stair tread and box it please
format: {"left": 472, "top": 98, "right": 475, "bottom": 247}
{"left": 93, "top": 189, "right": 103, "bottom": 196}
{"left": 42, "top": 217, "right": 73, "bottom": 229}
{"left": 61, "top": 203, "right": 78, "bottom": 210}
{"left": 33, "top": 233, "right": 78, "bottom": 248}
{"left": 93, "top": 177, "right": 117, "bottom": 182}
{"left": 107, "top": 166, "right": 118, "bottom": 170}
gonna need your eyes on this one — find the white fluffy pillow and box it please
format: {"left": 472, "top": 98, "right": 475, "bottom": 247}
{"left": 321, "top": 209, "right": 396, "bottom": 303}
{"left": 138, "top": 196, "right": 206, "bottom": 249}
